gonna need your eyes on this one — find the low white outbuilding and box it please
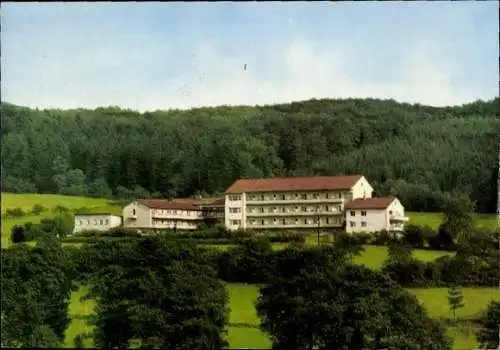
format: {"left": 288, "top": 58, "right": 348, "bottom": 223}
{"left": 73, "top": 213, "right": 122, "bottom": 234}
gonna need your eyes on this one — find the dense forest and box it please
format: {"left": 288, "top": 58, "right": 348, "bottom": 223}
{"left": 1, "top": 97, "right": 499, "bottom": 213}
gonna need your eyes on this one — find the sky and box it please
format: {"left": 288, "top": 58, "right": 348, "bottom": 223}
{"left": 1, "top": 2, "right": 498, "bottom": 112}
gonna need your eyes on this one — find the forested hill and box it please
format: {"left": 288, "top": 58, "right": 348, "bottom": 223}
{"left": 1, "top": 98, "right": 499, "bottom": 213}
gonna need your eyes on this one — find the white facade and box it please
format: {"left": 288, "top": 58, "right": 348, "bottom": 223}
{"left": 345, "top": 198, "right": 409, "bottom": 234}
{"left": 123, "top": 201, "right": 152, "bottom": 229}
{"left": 73, "top": 214, "right": 122, "bottom": 234}
{"left": 223, "top": 176, "right": 373, "bottom": 231}
{"left": 123, "top": 199, "right": 224, "bottom": 231}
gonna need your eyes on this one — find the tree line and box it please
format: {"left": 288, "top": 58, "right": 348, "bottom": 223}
{"left": 2, "top": 97, "right": 499, "bottom": 212}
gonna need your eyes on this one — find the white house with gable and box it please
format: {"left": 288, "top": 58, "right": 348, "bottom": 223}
{"left": 73, "top": 213, "right": 122, "bottom": 234}
{"left": 344, "top": 197, "right": 409, "bottom": 233}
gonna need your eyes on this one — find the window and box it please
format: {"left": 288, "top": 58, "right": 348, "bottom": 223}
{"left": 231, "top": 220, "right": 241, "bottom": 226}
{"left": 361, "top": 211, "right": 367, "bottom": 216}
{"left": 338, "top": 193, "right": 342, "bottom": 198}
{"left": 281, "top": 207, "right": 286, "bottom": 212}
{"left": 302, "top": 206, "right": 307, "bottom": 212}
{"left": 350, "top": 221, "right": 356, "bottom": 227}
{"left": 99, "top": 219, "right": 103, "bottom": 225}
{"left": 93, "top": 219, "right": 98, "bottom": 225}
{"left": 282, "top": 219, "right": 286, "bottom": 225}
{"left": 389, "top": 210, "right": 393, "bottom": 215}
{"left": 350, "top": 211, "right": 356, "bottom": 216}
{"left": 273, "top": 194, "right": 277, "bottom": 199}
{"left": 261, "top": 220, "right": 265, "bottom": 225}
{"left": 229, "top": 208, "right": 241, "bottom": 213}
{"left": 229, "top": 195, "right": 241, "bottom": 201}
{"left": 273, "top": 218, "right": 277, "bottom": 223}
{"left": 326, "top": 218, "right": 330, "bottom": 224}
{"left": 260, "top": 207, "right": 264, "bottom": 213}
{"left": 326, "top": 205, "right": 329, "bottom": 211}
{"left": 281, "top": 194, "right": 286, "bottom": 200}
{"left": 79, "top": 220, "right": 83, "bottom": 225}
{"left": 326, "top": 193, "right": 329, "bottom": 199}
{"left": 132, "top": 209, "right": 136, "bottom": 215}
{"left": 173, "top": 210, "right": 177, "bottom": 215}
{"left": 273, "top": 206, "right": 277, "bottom": 212}
{"left": 361, "top": 221, "right": 367, "bottom": 227}
{"left": 87, "top": 220, "right": 90, "bottom": 225}
{"left": 304, "top": 219, "right": 307, "bottom": 224}
{"left": 302, "top": 194, "right": 307, "bottom": 200}
{"left": 261, "top": 195, "right": 265, "bottom": 200}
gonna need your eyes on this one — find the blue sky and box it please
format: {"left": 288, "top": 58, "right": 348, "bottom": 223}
{"left": 1, "top": 2, "right": 498, "bottom": 111}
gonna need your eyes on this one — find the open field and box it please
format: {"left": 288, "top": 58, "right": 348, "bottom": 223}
{"left": 65, "top": 283, "right": 499, "bottom": 349}
{"left": 407, "top": 211, "right": 498, "bottom": 231}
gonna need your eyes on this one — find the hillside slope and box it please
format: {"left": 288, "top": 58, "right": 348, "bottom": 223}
{"left": 2, "top": 98, "right": 499, "bottom": 212}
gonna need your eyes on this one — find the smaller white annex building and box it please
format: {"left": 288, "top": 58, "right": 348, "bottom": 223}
{"left": 344, "top": 197, "right": 409, "bottom": 233}
{"left": 73, "top": 213, "right": 123, "bottom": 234}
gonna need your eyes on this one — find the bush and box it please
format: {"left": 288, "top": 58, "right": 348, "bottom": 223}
{"left": 403, "top": 224, "right": 426, "bottom": 248}
{"left": 428, "top": 224, "right": 455, "bottom": 251}
{"left": 371, "top": 229, "right": 399, "bottom": 246}
{"left": 5, "top": 207, "right": 26, "bottom": 217}
{"left": 31, "top": 204, "right": 47, "bottom": 215}
{"left": 11, "top": 225, "right": 26, "bottom": 243}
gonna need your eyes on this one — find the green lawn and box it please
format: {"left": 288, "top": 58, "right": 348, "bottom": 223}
{"left": 407, "top": 211, "right": 497, "bottom": 231}
{"left": 65, "top": 283, "right": 499, "bottom": 349}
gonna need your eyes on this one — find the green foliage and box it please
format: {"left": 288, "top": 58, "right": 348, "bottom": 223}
{"left": 31, "top": 203, "right": 47, "bottom": 215}
{"left": 476, "top": 301, "right": 500, "bottom": 349}
{"left": 86, "top": 238, "right": 229, "bottom": 349}
{"left": 447, "top": 285, "right": 465, "bottom": 320}
{"left": 440, "top": 193, "right": 475, "bottom": 245}
{"left": 5, "top": 207, "right": 26, "bottom": 217}
{"left": 1, "top": 98, "right": 499, "bottom": 212}
{"left": 1, "top": 241, "right": 73, "bottom": 347}
{"left": 257, "top": 263, "right": 452, "bottom": 350}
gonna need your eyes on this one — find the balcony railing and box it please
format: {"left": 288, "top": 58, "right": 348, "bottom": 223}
{"left": 246, "top": 210, "right": 343, "bottom": 217}
{"left": 389, "top": 214, "right": 409, "bottom": 222}
{"left": 247, "top": 198, "right": 345, "bottom": 205}
{"left": 248, "top": 223, "right": 342, "bottom": 229}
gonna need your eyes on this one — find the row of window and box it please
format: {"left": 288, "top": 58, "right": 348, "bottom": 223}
{"left": 349, "top": 221, "right": 367, "bottom": 228}
{"left": 153, "top": 219, "right": 197, "bottom": 227}
{"left": 152, "top": 209, "right": 203, "bottom": 217}
{"left": 230, "top": 217, "right": 340, "bottom": 226}
{"left": 79, "top": 219, "right": 110, "bottom": 226}
{"left": 229, "top": 205, "right": 343, "bottom": 214}
{"left": 228, "top": 192, "right": 346, "bottom": 202}
{"left": 350, "top": 210, "right": 367, "bottom": 217}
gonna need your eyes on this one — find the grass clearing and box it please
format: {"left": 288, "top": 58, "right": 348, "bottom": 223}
{"left": 407, "top": 287, "right": 500, "bottom": 320}
{"left": 407, "top": 211, "right": 497, "bottom": 231}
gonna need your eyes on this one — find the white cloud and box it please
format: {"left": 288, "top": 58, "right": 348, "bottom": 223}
{"left": 1, "top": 36, "right": 493, "bottom": 112}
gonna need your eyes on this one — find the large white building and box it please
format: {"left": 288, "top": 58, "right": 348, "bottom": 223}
{"left": 73, "top": 213, "right": 122, "bottom": 234}
{"left": 344, "top": 197, "right": 409, "bottom": 233}
{"left": 122, "top": 197, "right": 224, "bottom": 231}
{"left": 223, "top": 175, "right": 374, "bottom": 231}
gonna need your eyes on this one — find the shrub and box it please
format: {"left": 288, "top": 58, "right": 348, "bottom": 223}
{"left": 11, "top": 225, "right": 26, "bottom": 243}
{"left": 428, "top": 224, "right": 455, "bottom": 251}
{"left": 403, "top": 224, "right": 426, "bottom": 248}
{"left": 371, "top": 229, "right": 399, "bottom": 246}
{"left": 31, "top": 204, "right": 47, "bottom": 215}
{"left": 5, "top": 207, "right": 26, "bottom": 217}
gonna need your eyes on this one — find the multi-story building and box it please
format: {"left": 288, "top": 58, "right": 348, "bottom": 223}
{"left": 223, "top": 175, "right": 374, "bottom": 231}
{"left": 122, "top": 197, "right": 224, "bottom": 231}
{"left": 73, "top": 213, "right": 122, "bottom": 234}
{"left": 344, "top": 197, "right": 409, "bottom": 233}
